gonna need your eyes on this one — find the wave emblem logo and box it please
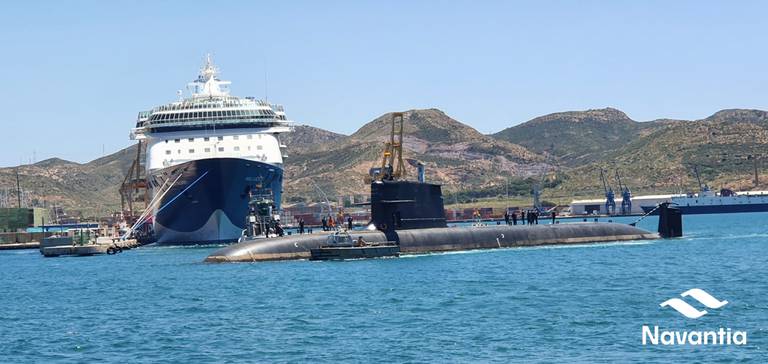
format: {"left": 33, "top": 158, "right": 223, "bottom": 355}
{"left": 660, "top": 288, "right": 728, "bottom": 319}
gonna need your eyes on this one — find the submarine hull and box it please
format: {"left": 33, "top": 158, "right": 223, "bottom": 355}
{"left": 205, "top": 223, "right": 658, "bottom": 263}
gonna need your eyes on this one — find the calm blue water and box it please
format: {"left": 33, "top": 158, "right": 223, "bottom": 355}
{"left": 1, "top": 214, "right": 767, "bottom": 363}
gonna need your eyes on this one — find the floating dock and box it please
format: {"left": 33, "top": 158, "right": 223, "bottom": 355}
{"left": 40, "top": 238, "right": 140, "bottom": 258}
{"left": 205, "top": 223, "right": 657, "bottom": 263}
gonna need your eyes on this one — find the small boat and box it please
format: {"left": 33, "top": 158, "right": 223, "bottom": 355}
{"left": 309, "top": 231, "right": 399, "bottom": 260}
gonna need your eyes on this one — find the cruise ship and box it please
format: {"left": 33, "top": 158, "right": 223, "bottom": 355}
{"left": 641, "top": 187, "right": 768, "bottom": 215}
{"left": 131, "top": 56, "right": 292, "bottom": 245}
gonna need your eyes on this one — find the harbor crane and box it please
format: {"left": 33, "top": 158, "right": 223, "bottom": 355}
{"left": 614, "top": 169, "right": 632, "bottom": 215}
{"left": 119, "top": 141, "right": 149, "bottom": 223}
{"left": 599, "top": 168, "right": 616, "bottom": 215}
{"left": 532, "top": 154, "right": 558, "bottom": 213}
{"left": 692, "top": 164, "right": 709, "bottom": 193}
{"left": 532, "top": 182, "right": 542, "bottom": 212}
{"left": 532, "top": 172, "right": 549, "bottom": 213}
{"left": 367, "top": 112, "right": 407, "bottom": 182}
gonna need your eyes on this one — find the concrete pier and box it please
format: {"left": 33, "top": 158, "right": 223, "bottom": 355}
{"left": 0, "top": 242, "right": 40, "bottom": 250}
{"left": 205, "top": 222, "right": 658, "bottom": 263}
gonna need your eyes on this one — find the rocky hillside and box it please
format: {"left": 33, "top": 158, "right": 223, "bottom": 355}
{"left": 280, "top": 125, "right": 345, "bottom": 154}
{"left": 3, "top": 107, "right": 768, "bottom": 216}
{"left": 554, "top": 109, "right": 768, "bottom": 199}
{"left": 283, "top": 109, "right": 549, "bottom": 201}
{"left": 493, "top": 108, "right": 669, "bottom": 166}
{"left": 0, "top": 145, "right": 138, "bottom": 216}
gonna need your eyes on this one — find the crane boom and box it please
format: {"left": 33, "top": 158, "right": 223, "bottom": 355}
{"left": 599, "top": 168, "right": 616, "bottom": 215}
{"left": 369, "top": 112, "right": 407, "bottom": 182}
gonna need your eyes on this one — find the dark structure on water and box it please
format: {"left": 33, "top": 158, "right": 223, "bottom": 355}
{"left": 657, "top": 202, "right": 682, "bottom": 238}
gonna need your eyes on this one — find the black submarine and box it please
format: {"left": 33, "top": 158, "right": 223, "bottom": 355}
{"left": 205, "top": 112, "right": 669, "bottom": 263}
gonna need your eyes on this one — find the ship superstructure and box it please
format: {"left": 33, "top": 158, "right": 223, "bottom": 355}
{"left": 131, "top": 55, "right": 292, "bottom": 244}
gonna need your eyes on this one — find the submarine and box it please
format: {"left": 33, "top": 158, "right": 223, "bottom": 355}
{"left": 205, "top": 112, "right": 668, "bottom": 263}
{"left": 205, "top": 179, "right": 662, "bottom": 263}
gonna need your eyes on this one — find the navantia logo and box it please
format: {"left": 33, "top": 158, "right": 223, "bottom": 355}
{"left": 660, "top": 288, "right": 728, "bottom": 319}
{"left": 642, "top": 288, "right": 747, "bottom": 346}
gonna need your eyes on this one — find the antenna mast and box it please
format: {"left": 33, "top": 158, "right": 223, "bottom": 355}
{"left": 15, "top": 168, "right": 21, "bottom": 208}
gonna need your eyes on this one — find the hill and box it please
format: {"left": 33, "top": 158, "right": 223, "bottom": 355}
{"left": 553, "top": 109, "right": 768, "bottom": 199}
{"left": 493, "top": 108, "right": 666, "bottom": 166}
{"left": 0, "top": 145, "right": 137, "bottom": 216}
{"left": 281, "top": 125, "right": 346, "bottom": 154}
{"left": 283, "top": 109, "right": 548, "bottom": 201}
{"left": 3, "top": 107, "right": 768, "bottom": 216}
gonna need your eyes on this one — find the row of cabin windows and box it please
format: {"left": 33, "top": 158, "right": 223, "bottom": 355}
{"left": 150, "top": 109, "right": 274, "bottom": 122}
{"left": 154, "top": 100, "right": 268, "bottom": 112}
{"left": 164, "top": 145, "right": 261, "bottom": 155}
{"left": 165, "top": 134, "right": 260, "bottom": 143}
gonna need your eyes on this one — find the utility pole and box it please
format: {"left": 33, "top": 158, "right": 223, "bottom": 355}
{"left": 754, "top": 156, "right": 759, "bottom": 187}
{"left": 15, "top": 168, "right": 22, "bottom": 208}
{"left": 505, "top": 176, "right": 509, "bottom": 200}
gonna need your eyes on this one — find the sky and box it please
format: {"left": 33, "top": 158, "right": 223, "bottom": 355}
{"left": 1, "top": 1, "right": 767, "bottom": 167}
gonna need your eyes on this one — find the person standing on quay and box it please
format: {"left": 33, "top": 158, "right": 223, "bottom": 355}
{"left": 521, "top": 210, "right": 526, "bottom": 225}
{"left": 512, "top": 211, "right": 518, "bottom": 225}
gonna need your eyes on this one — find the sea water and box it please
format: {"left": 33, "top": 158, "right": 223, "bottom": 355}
{"left": 1, "top": 213, "right": 766, "bottom": 362}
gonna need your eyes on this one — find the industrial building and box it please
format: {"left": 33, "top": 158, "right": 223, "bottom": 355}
{"left": 0, "top": 208, "right": 51, "bottom": 232}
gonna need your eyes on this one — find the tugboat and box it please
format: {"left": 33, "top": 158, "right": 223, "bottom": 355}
{"left": 240, "top": 194, "right": 282, "bottom": 241}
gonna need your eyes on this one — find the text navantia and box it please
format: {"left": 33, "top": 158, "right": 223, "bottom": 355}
{"left": 642, "top": 325, "right": 747, "bottom": 345}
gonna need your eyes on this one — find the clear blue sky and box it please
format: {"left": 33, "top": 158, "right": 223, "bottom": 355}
{"left": 1, "top": 1, "right": 766, "bottom": 167}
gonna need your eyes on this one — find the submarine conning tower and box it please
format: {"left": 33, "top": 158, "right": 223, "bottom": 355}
{"left": 370, "top": 180, "right": 447, "bottom": 232}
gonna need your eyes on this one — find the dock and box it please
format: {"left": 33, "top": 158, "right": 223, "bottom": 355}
{"left": 0, "top": 242, "right": 41, "bottom": 250}
{"left": 40, "top": 238, "right": 141, "bottom": 258}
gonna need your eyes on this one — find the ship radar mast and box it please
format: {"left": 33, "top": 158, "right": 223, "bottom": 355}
{"left": 187, "top": 54, "right": 231, "bottom": 98}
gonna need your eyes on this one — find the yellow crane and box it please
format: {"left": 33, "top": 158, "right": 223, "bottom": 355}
{"left": 368, "top": 112, "right": 407, "bottom": 182}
